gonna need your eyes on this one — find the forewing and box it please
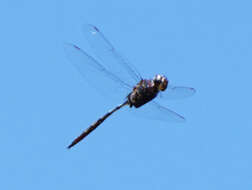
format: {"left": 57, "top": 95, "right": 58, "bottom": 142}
{"left": 160, "top": 85, "right": 196, "bottom": 100}
{"left": 64, "top": 43, "right": 131, "bottom": 99}
{"left": 82, "top": 24, "right": 142, "bottom": 86}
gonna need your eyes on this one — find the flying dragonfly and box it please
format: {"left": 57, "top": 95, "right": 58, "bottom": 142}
{"left": 64, "top": 24, "right": 195, "bottom": 149}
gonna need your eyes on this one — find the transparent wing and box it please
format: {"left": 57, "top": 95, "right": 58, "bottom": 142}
{"left": 130, "top": 101, "right": 186, "bottom": 122}
{"left": 82, "top": 24, "right": 142, "bottom": 87}
{"left": 159, "top": 85, "right": 196, "bottom": 100}
{"left": 64, "top": 43, "right": 131, "bottom": 99}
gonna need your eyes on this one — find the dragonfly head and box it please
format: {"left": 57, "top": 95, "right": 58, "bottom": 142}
{"left": 153, "top": 74, "right": 168, "bottom": 91}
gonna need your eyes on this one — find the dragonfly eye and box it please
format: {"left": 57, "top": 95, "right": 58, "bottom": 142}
{"left": 159, "top": 77, "right": 168, "bottom": 91}
{"left": 154, "top": 75, "right": 168, "bottom": 91}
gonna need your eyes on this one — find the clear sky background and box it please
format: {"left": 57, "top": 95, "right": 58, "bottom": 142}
{"left": 1, "top": 0, "right": 251, "bottom": 189}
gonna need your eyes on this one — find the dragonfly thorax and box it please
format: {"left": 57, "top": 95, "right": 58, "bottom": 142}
{"left": 128, "top": 75, "right": 168, "bottom": 108}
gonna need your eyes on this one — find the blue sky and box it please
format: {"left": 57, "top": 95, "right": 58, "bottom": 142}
{"left": 1, "top": 0, "right": 251, "bottom": 189}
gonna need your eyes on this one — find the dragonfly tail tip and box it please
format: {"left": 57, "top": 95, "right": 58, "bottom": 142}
{"left": 67, "top": 144, "right": 74, "bottom": 149}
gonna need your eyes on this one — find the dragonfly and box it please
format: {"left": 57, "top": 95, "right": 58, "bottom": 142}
{"left": 64, "top": 24, "right": 196, "bottom": 149}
